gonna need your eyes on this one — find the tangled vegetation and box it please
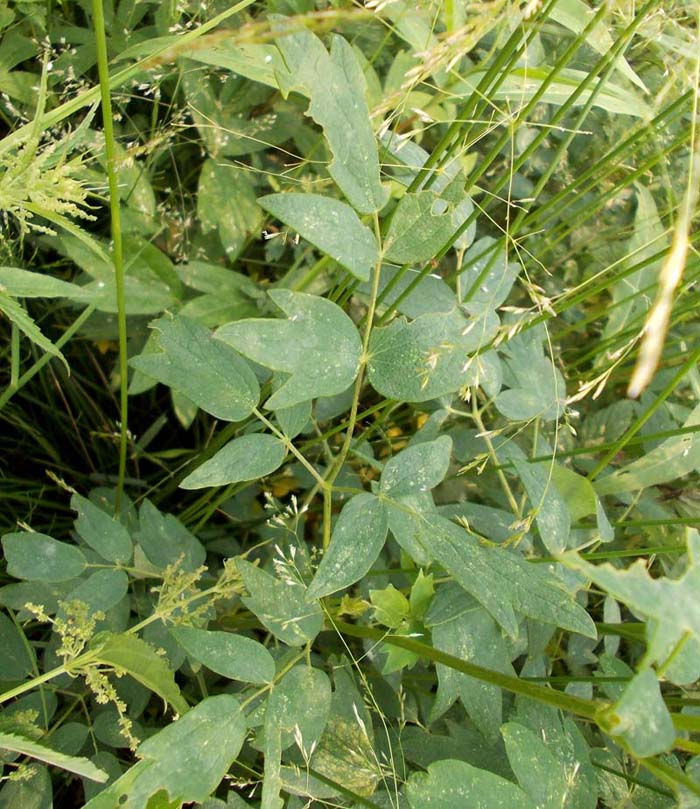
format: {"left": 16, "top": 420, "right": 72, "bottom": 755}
{"left": 1, "top": 0, "right": 700, "bottom": 806}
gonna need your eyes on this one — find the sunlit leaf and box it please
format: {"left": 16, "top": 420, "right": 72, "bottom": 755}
{"left": 92, "top": 633, "right": 188, "bottom": 716}
{"left": 563, "top": 530, "right": 700, "bottom": 667}
{"left": 597, "top": 669, "right": 675, "bottom": 757}
{"left": 594, "top": 404, "right": 700, "bottom": 495}
{"left": 368, "top": 308, "right": 499, "bottom": 402}
{"left": 0, "top": 731, "right": 108, "bottom": 782}
{"left": 380, "top": 435, "right": 453, "bottom": 497}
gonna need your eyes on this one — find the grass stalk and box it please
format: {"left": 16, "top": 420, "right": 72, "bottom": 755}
{"left": 92, "top": 0, "right": 128, "bottom": 513}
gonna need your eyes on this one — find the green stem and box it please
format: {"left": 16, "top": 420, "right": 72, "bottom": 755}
{"left": 9, "top": 322, "right": 19, "bottom": 389}
{"left": 332, "top": 619, "right": 600, "bottom": 720}
{"left": 319, "top": 214, "right": 383, "bottom": 548}
{"left": 253, "top": 407, "right": 328, "bottom": 490}
{"left": 92, "top": 0, "right": 128, "bottom": 513}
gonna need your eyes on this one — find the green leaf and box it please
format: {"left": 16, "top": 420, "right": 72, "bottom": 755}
{"left": 0, "top": 731, "right": 108, "bottom": 782}
{"left": 417, "top": 513, "right": 596, "bottom": 639}
{"left": 71, "top": 493, "right": 133, "bottom": 564}
{"left": 455, "top": 66, "right": 650, "bottom": 117}
{"left": 216, "top": 290, "right": 362, "bottom": 409}
{"left": 267, "top": 665, "right": 332, "bottom": 752}
{"left": 61, "top": 570, "right": 128, "bottom": 615}
{"left": 92, "top": 633, "right": 188, "bottom": 717}
{"left": 274, "top": 29, "right": 388, "bottom": 214}
{"left": 83, "top": 695, "right": 246, "bottom": 808}
{"left": 550, "top": 0, "right": 646, "bottom": 90}
{"left": 262, "top": 665, "right": 331, "bottom": 809}
{"left": 0, "top": 291, "right": 66, "bottom": 366}
{"left": 197, "top": 159, "right": 262, "bottom": 261}
{"left": 460, "top": 237, "right": 522, "bottom": 314}
{"left": 504, "top": 447, "right": 571, "bottom": 554}
{"left": 2, "top": 533, "right": 87, "bottom": 582}
{"left": 307, "top": 493, "right": 388, "bottom": 599}
{"left": 0, "top": 611, "right": 35, "bottom": 679}
{"left": 137, "top": 500, "right": 206, "bottom": 572}
{"left": 368, "top": 308, "right": 499, "bottom": 402}
{"left": 180, "top": 434, "right": 286, "bottom": 490}
{"left": 258, "top": 193, "right": 378, "bottom": 282}
{"left": 171, "top": 627, "right": 274, "bottom": 684}
{"left": 238, "top": 559, "right": 323, "bottom": 646}
{"left": 304, "top": 667, "right": 380, "bottom": 798}
{"left": 494, "top": 328, "right": 566, "bottom": 422}
{"left": 406, "top": 759, "right": 537, "bottom": 809}
{"left": 602, "top": 184, "right": 665, "bottom": 342}
{"left": 502, "top": 722, "right": 590, "bottom": 808}
{"left": 384, "top": 189, "right": 472, "bottom": 264}
{"left": 563, "top": 530, "right": 700, "bottom": 667}
{"left": 380, "top": 435, "right": 453, "bottom": 497}
{"left": 370, "top": 584, "right": 410, "bottom": 629}
{"left": 427, "top": 586, "right": 514, "bottom": 742}
{"left": 597, "top": 669, "right": 675, "bottom": 757}
{"left": 409, "top": 569, "right": 435, "bottom": 621}
{"left": 129, "top": 315, "right": 259, "bottom": 422}
{"left": 594, "top": 404, "right": 700, "bottom": 495}
{"left": 0, "top": 764, "right": 52, "bottom": 808}
{"left": 361, "top": 264, "right": 456, "bottom": 318}
{"left": 0, "top": 266, "right": 87, "bottom": 298}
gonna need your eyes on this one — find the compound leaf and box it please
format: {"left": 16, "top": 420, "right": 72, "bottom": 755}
{"left": 216, "top": 290, "right": 361, "bottom": 409}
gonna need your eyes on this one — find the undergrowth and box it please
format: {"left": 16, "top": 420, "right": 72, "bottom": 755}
{"left": 1, "top": 0, "right": 700, "bottom": 807}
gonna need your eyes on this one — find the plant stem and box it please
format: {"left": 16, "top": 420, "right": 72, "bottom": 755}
{"left": 319, "top": 213, "right": 383, "bottom": 548}
{"left": 332, "top": 619, "right": 600, "bottom": 720}
{"left": 253, "top": 407, "right": 328, "bottom": 490}
{"left": 92, "top": 0, "right": 128, "bottom": 513}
